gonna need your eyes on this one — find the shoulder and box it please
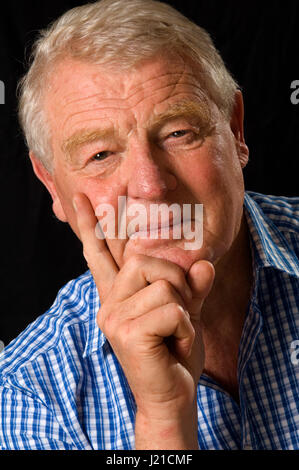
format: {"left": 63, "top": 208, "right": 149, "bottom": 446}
{"left": 245, "top": 191, "right": 299, "bottom": 274}
{"left": 0, "top": 270, "right": 95, "bottom": 378}
{"left": 246, "top": 191, "right": 299, "bottom": 234}
{"left": 246, "top": 191, "right": 299, "bottom": 257}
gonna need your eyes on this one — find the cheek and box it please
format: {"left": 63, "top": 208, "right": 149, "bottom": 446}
{"left": 54, "top": 172, "right": 80, "bottom": 210}
{"left": 179, "top": 151, "right": 225, "bottom": 199}
{"left": 181, "top": 133, "right": 242, "bottom": 200}
{"left": 53, "top": 156, "right": 128, "bottom": 224}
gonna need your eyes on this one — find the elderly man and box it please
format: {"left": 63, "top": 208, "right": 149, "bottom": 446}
{"left": 0, "top": 0, "right": 298, "bottom": 451}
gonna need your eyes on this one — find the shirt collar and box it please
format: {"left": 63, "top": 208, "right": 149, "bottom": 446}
{"left": 244, "top": 192, "right": 299, "bottom": 277}
{"left": 83, "top": 192, "right": 299, "bottom": 358}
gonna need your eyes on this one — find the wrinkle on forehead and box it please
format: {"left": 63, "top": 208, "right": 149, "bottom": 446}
{"left": 62, "top": 70, "right": 197, "bottom": 108}
{"left": 47, "top": 55, "right": 212, "bottom": 148}
{"left": 60, "top": 54, "right": 199, "bottom": 102}
{"left": 62, "top": 72, "right": 202, "bottom": 114}
{"left": 61, "top": 83, "right": 207, "bottom": 132}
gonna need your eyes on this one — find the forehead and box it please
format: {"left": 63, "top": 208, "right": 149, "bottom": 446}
{"left": 45, "top": 54, "right": 211, "bottom": 143}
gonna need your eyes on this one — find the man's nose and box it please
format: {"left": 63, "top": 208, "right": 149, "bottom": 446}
{"left": 125, "top": 143, "right": 177, "bottom": 200}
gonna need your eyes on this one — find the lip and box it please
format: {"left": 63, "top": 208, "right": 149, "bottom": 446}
{"left": 127, "top": 211, "right": 186, "bottom": 238}
{"left": 128, "top": 219, "right": 194, "bottom": 240}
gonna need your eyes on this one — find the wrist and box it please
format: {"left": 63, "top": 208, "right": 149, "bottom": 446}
{"left": 134, "top": 402, "right": 199, "bottom": 450}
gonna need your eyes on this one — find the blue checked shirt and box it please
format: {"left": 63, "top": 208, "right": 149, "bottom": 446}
{"left": 0, "top": 191, "right": 298, "bottom": 450}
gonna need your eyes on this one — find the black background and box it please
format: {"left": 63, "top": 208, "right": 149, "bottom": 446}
{"left": 0, "top": 0, "right": 298, "bottom": 345}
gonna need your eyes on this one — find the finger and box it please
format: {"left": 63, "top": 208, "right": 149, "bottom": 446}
{"left": 113, "top": 255, "right": 192, "bottom": 304}
{"left": 73, "top": 193, "right": 119, "bottom": 301}
{"left": 186, "top": 260, "right": 215, "bottom": 320}
{"left": 119, "top": 279, "right": 187, "bottom": 320}
{"left": 133, "top": 303, "right": 195, "bottom": 359}
{"left": 97, "top": 279, "right": 187, "bottom": 334}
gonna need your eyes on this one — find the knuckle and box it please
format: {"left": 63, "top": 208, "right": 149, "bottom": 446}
{"left": 156, "top": 279, "right": 173, "bottom": 296}
{"left": 97, "top": 305, "right": 134, "bottom": 349}
{"left": 99, "top": 310, "right": 116, "bottom": 339}
{"left": 118, "top": 322, "right": 134, "bottom": 348}
{"left": 126, "top": 254, "right": 146, "bottom": 271}
{"left": 169, "top": 302, "right": 185, "bottom": 320}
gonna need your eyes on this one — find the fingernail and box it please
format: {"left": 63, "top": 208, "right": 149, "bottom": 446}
{"left": 178, "top": 305, "right": 190, "bottom": 319}
{"left": 73, "top": 199, "right": 77, "bottom": 212}
{"left": 184, "top": 308, "right": 190, "bottom": 320}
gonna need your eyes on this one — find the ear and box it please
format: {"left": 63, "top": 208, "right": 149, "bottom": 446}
{"left": 230, "top": 90, "right": 249, "bottom": 169}
{"left": 29, "top": 152, "right": 68, "bottom": 222}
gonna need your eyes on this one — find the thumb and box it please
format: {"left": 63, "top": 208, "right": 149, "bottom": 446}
{"left": 186, "top": 260, "right": 215, "bottom": 319}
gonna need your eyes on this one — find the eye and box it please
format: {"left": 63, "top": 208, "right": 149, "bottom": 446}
{"left": 91, "top": 151, "right": 112, "bottom": 162}
{"left": 170, "top": 130, "right": 189, "bottom": 138}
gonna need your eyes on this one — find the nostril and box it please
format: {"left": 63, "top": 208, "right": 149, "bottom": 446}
{"left": 166, "top": 173, "right": 178, "bottom": 191}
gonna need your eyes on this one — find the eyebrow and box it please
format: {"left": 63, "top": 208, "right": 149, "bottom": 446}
{"left": 149, "top": 99, "right": 212, "bottom": 130}
{"left": 61, "top": 99, "right": 213, "bottom": 159}
{"left": 61, "top": 128, "right": 115, "bottom": 159}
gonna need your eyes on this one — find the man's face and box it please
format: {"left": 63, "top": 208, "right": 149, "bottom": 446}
{"left": 35, "top": 53, "right": 248, "bottom": 273}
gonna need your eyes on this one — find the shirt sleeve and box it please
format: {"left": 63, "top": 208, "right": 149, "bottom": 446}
{"left": 0, "top": 384, "right": 78, "bottom": 450}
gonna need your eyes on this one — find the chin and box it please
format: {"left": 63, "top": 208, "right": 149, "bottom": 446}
{"left": 122, "top": 238, "right": 217, "bottom": 273}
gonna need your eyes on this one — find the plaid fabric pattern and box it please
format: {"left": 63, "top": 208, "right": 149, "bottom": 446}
{"left": 0, "top": 191, "right": 298, "bottom": 450}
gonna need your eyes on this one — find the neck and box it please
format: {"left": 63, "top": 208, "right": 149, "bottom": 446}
{"left": 200, "top": 213, "right": 253, "bottom": 332}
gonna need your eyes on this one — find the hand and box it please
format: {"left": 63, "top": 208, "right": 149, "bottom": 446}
{"left": 73, "top": 193, "right": 215, "bottom": 449}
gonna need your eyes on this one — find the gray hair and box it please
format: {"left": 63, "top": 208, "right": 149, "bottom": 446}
{"left": 18, "top": 0, "right": 238, "bottom": 171}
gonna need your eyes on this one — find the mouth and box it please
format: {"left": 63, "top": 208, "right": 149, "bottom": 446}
{"left": 128, "top": 218, "right": 194, "bottom": 240}
{"left": 127, "top": 209, "right": 180, "bottom": 239}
